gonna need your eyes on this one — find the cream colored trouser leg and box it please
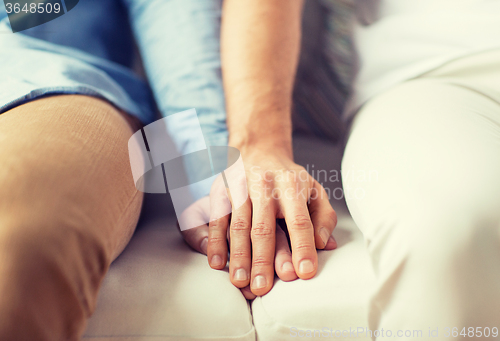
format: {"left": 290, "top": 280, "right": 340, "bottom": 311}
{"left": 342, "top": 78, "right": 500, "bottom": 340}
{"left": 0, "top": 96, "right": 142, "bottom": 341}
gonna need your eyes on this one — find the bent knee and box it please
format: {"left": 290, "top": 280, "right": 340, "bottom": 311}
{"left": 0, "top": 219, "right": 107, "bottom": 339}
{"left": 0, "top": 95, "right": 141, "bottom": 237}
{"left": 0, "top": 216, "right": 110, "bottom": 307}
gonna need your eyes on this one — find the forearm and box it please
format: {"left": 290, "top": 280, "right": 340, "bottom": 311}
{"left": 221, "top": 0, "right": 304, "bottom": 158}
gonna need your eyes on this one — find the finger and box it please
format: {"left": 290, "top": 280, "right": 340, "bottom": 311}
{"left": 207, "top": 214, "right": 229, "bottom": 269}
{"left": 309, "top": 180, "right": 338, "bottom": 250}
{"left": 279, "top": 184, "right": 318, "bottom": 280}
{"left": 250, "top": 201, "right": 276, "bottom": 296}
{"left": 274, "top": 221, "right": 297, "bottom": 281}
{"left": 240, "top": 286, "right": 257, "bottom": 300}
{"left": 207, "top": 176, "right": 232, "bottom": 270}
{"left": 180, "top": 224, "right": 209, "bottom": 254}
{"left": 177, "top": 196, "right": 211, "bottom": 254}
{"left": 229, "top": 198, "right": 252, "bottom": 288}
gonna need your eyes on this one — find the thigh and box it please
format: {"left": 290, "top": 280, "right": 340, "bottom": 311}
{"left": 0, "top": 95, "right": 142, "bottom": 260}
{"left": 0, "top": 95, "right": 142, "bottom": 339}
{"left": 342, "top": 79, "right": 500, "bottom": 244}
{"left": 341, "top": 79, "right": 500, "bottom": 333}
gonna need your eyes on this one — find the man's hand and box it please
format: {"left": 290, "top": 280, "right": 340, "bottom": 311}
{"left": 179, "top": 149, "right": 337, "bottom": 297}
{"left": 180, "top": 0, "right": 337, "bottom": 298}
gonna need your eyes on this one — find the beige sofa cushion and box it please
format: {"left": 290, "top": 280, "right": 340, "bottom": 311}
{"left": 83, "top": 137, "right": 375, "bottom": 341}
{"left": 83, "top": 215, "right": 255, "bottom": 341}
{"left": 252, "top": 212, "right": 375, "bottom": 341}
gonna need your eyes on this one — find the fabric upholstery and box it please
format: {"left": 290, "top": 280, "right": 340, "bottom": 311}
{"left": 83, "top": 136, "right": 375, "bottom": 340}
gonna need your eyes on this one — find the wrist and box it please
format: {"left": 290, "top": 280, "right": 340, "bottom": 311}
{"left": 229, "top": 133, "right": 293, "bottom": 160}
{"left": 227, "top": 106, "right": 293, "bottom": 159}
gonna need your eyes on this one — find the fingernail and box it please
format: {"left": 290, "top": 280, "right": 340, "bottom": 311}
{"left": 299, "top": 259, "right": 314, "bottom": 274}
{"left": 234, "top": 268, "right": 248, "bottom": 281}
{"left": 282, "top": 261, "right": 294, "bottom": 272}
{"left": 200, "top": 238, "right": 208, "bottom": 254}
{"left": 211, "top": 255, "right": 223, "bottom": 267}
{"left": 319, "top": 228, "right": 330, "bottom": 246}
{"left": 252, "top": 275, "right": 266, "bottom": 289}
{"left": 329, "top": 235, "right": 337, "bottom": 247}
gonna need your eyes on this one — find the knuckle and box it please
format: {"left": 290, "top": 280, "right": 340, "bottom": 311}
{"left": 231, "top": 218, "right": 250, "bottom": 232}
{"left": 290, "top": 214, "right": 312, "bottom": 230}
{"left": 208, "top": 236, "right": 225, "bottom": 245}
{"left": 327, "top": 209, "right": 338, "bottom": 226}
{"left": 252, "top": 256, "right": 273, "bottom": 268}
{"left": 251, "top": 222, "right": 274, "bottom": 238}
{"left": 208, "top": 219, "right": 226, "bottom": 231}
{"left": 255, "top": 172, "right": 271, "bottom": 187}
{"left": 262, "top": 171, "right": 274, "bottom": 183}
{"left": 284, "top": 170, "right": 299, "bottom": 184}
{"left": 293, "top": 242, "right": 315, "bottom": 252}
{"left": 255, "top": 173, "right": 273, "bottom": 188}
{"left": 230, "top": 250, "right": 250, "bottom": 260}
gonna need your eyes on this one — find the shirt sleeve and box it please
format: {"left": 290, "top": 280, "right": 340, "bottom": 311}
{"left": 124, "top": 0, "right": 228, "bottom": 199}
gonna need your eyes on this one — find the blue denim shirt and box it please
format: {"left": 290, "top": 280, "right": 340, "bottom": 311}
{"left": 0, "top": 0, "right": 228, "bottom": 199}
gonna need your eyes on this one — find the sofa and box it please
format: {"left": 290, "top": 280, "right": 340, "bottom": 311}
{"left": 82, "top": 134, "right": 376, "bottom": 341}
